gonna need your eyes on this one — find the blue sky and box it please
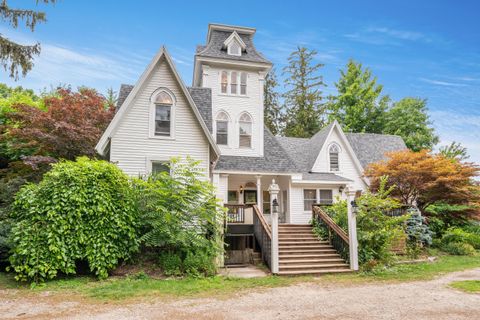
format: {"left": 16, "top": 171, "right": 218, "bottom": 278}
{"left": 1, "top": 0, "right": 480, "bottom": 163}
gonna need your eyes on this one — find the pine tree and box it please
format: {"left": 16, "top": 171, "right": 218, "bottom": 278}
{"left": 0, "top": 0, "right": 56, "bottom": 79}
{"left": 263, "top": 69, "right": 282, "bottom": 135}
{"left": 327, "top": 59, "right": 388, "bottom": 133}
{"left": 282, "top": 46, "right": 326, "bottom": 138}
{"left": 105, "top": 87, "right": 118, "bottom": 109}
{"left": 439, "top": 141, "right": 469, "bottom": 162}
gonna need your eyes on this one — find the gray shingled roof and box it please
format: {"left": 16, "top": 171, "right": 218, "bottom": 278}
{"left": 302, "top": 172, "right": 352, "bottom": 182}
{"left": 187, "top": 87, "right": 212, "bottom": 132}
{"left": 117, "top": 84, "right": 134, "bottom": 110}
{"left": 214, "top": 127, "right": 299, "bottom": 173}
{"left": 276, "top": 122, "right": 334, "bottom": 172}
{"left": 196, "top": 30, "right": 271, "bottom": 64}
{"left": 346, "top": 133, "right": 407, "bottom": 168}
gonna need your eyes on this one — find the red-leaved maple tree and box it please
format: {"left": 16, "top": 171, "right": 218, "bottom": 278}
{"left": 3, "top": 88, "right": 114, "bottom": 161}
{"left": 365, "top": 149, "right": 480, "bottom": 211}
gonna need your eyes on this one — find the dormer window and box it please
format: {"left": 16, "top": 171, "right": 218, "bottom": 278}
{"left": 228, "top": 41, "right": 241, "bottom": 56}
{"left": 329, "top": 144, "right": 340, "bottom": 171}
{"left": 224, "top": 31, "right": 246, "bottom": 57}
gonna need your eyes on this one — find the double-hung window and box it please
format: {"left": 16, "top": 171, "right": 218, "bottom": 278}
{"left": 231, "top": 71, "right": 238, "bottom": 94}
{"left": 220, "top": 71, "right": 247, "bottom": 95}
{"left": 329, "top": 144, "right": 340, "bottom": 171}
{"left": 216, "top": 111, "right": 229, "bottom": 145}
{"left": 240, "top": 72, "right": 247, "bottom": 95}
{"left": 154, "top": 91, "right": 173, "bottom": 137}
{"left": 239, "top": 113, "right": 252, "bottom": 148}
{"left": 303, "top": 189, "right": 317, "bottom": 211}
{"left": 221, "top": 71, "right": 228, "bottom": 94}
{"left": 152, "top": 161, "right": 170, "bottom": 175}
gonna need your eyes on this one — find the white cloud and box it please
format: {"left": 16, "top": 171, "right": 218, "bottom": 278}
{"left": 345, "top": 26, "right": 432, "bottom": 46}
{"left": 366, "top": 27, "right": 426, "bottom": 41}
{"left": 419, "top": 78, "right": 468, "bottom": 87}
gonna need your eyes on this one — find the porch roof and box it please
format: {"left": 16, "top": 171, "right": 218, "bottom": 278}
{"left": 301, "top": 172, "right": 352, "bottom": 182}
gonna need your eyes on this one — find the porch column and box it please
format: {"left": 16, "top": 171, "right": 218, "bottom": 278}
{"left": 268, "top": 179, "right": 280, "bottom": 274}
{"left": 346, "top": 185, "right": 359, "bottom": 271}
{"left": 255, "top": 175, "right": 262, "bottom": 209}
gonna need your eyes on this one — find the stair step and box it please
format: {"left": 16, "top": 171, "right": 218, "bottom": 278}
{"left": 277, "top": 269, "right": 352, "bottom": 276}
{"left": 279, "top": 249, "right": 337, "bottom": 254}
{"left": 279, "top": 240, "right": 328, "bottom": 244}
{"left": 279, "top": 244, "right": 333, "bottom": 249}
{"left": 279, "top": 224, "right": 311, "bottom": 227}
{"left": 279, "top": 263, "right": 349, "bottom": 270}
{"left": 279, "top": 253, "right": 341, "bottom": 259}
{"left": 279, "top": 258, "right": 345, "bottom": 265}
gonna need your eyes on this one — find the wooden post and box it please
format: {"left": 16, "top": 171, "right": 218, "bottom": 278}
{"left": 346, "top": 186, "right": 359, "bottom": 271}
{"left": 268, "top": 179, "right": 280, "bottom": 274}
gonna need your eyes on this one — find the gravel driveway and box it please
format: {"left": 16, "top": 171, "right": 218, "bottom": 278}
{"left": 1, "top": 268, "right": 479, "bottom": 320}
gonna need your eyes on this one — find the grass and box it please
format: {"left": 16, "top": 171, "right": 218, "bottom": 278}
{"left": 0, "top": 254, "right": 479, "bottom": 301}
{"left": 450, "top": 280, "right": 480, "bottom": 293}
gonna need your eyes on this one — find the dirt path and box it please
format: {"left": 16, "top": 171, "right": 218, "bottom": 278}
{"left": 1, "top": 269, "right": 479, "bottom": 320}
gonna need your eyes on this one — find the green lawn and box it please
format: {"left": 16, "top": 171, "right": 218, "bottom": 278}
{"left": 450, "top": 280, "right": 480, "bottom": 293}
{"left": 0, "top": 254, "right": 479, "bottom": 301}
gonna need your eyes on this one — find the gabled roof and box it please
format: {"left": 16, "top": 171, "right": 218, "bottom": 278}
{"left": 223, "top": 31, "right": 247, "bottom": 50}
{"left": 95, "top": 47, "right": 220, "bottom": 158}
{"left": 277, "top": 121, "right": 407, "bottom": 173}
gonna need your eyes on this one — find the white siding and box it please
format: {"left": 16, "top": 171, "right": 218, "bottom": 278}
{"left": 110, "top": 57, "right": 210, "bottom": 177}
{"left": 289, "top": 184, "right": 342, "bottom": 224}
{"left": 204, "top": 66, "right": 265, "bottom": 157}
{"left": 311, "top": 127, "right": 367, "bottom": 192}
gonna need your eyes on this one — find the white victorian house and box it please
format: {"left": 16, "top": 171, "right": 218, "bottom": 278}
{"left": 96, "top": 23, "right": 406, "bottom": 275}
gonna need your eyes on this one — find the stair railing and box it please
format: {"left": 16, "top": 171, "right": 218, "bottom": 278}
{"left": 312, "top": 205, "right": 350, "bottom": 261}
{"left": 252, "top": 205, "right": 272, "bottom": 269}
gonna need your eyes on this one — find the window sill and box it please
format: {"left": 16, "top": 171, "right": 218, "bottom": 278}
{"left": 218, "top": 93, "right": 249, "bottom": 98}
{"left": 149, "top": 135, "right": 175, "bottom": 141}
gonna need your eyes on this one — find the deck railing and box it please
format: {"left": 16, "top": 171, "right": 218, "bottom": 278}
{"left": 383, "top": 205, "right": 413, "bottom": 217}
{"left": 312, "top": 205, "right": 350, "bottom": 261}
{"left": 224, "top": 204, "right": 246, "bottom": 223}
{"left": 252, "top": 204, "right": 272, "bottom": 269}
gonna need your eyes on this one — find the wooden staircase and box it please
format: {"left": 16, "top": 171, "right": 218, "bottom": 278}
{"left": 278, "top": 224, "right": 351, "bottom": 275}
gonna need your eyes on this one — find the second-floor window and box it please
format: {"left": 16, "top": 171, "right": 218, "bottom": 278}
{"left": 239, "top": 113, "right": 252, "bottom": 148}
{"left": 220, "top": 71, "right": 247, "bottom": 96}
{"left": 216, "top": 111, "right": 229, "bottom": 145}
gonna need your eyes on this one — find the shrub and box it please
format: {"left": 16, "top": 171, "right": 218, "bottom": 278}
{"left": 405, "top": 207, "right": 433, "bottom": 246}
{"left": 321, "top": 178, "right": 407, "bottom": 268}
{"left": 158, "top": 252, "right": 182, "bottom": 276}
{"left": 443, "top": 242, "right": 476, "bottom": 256}
{"left": 424, "top": 202, "right": 473, "bottom": 237}
{"left": 133, "top": 157, "right": 224, "bottom": 277}
{"left": 183, "top": 250, "right": 216, "bottom": 277}
{"left": 441, "top": 227, "right": 480, "bottom": 249}
{"left": 8, "top": 157, "right": 139, "bottom": 282}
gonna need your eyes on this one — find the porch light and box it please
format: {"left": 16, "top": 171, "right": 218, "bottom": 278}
{"left": 239, "top": 185, "right": 244, "bottom": 194}
{"left": 272, "top": 198, "right": 279, "bottom": 214}
{"left": 339, "top": 186, "right": 344, "bottom": 193}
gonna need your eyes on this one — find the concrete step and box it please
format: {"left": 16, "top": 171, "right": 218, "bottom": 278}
{"left": 279, "top": 263, "right": 350, "bottom": 271}
{"left": 277, "top": 269, "right": 352, "bottom": 276}
{"left": 279, "top": 258, "right": 345, "bottom": 265}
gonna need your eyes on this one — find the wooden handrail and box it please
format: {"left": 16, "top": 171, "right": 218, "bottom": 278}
{"left": 253, "top": 204, "right": 271, "bottom": 239}
{"left": 312, "top": 206, "right": 349, "bottom": 244}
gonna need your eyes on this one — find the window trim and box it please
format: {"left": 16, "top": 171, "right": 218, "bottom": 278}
{"left": 328, "top": 143, "right": 341, "bottom": 172}
{"left": 219, "top": 70, "right": 248, "bottom": 96}
{"left": 227, "top": 40, "right": 242, "bottom": 56}
{"left": 238, "top": 112, "right": 253, "bottom": 149}
{"left": 146, "top": 157, "right": 171, "bottom": 176}
{"left": 303, "top": 188, "right": 333, "bottom": 212}
{"left": 215, "top": 111, "right": 230, "bottom": 146}
{"left": 149, "top": 88, "right": 176, "bottom": 140}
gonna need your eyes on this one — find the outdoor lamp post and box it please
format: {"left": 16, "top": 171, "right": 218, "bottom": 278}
{"left": 272, "top": 198, "right": 279, "bottom": 214}
{"left": 268, "top": 179, "right": 280, "bottom": 274}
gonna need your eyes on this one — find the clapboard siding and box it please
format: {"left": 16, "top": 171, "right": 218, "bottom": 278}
{"left": 289, "top": 184, "right": 342, "bottom": 224}
{"left": 110, "top": 56, "right": 210, "bottom": 177}
{"left": 311, "top": 127, "right": 367, "bottom": 192}
{"left": 204, "top": 66, "right": 264, "bottom": 157}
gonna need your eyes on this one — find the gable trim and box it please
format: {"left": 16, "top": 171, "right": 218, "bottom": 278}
{"left": 223, "top": 31, "right": 247, "bottom": 50}
{"left": 95, "top": 46, "right": 220, "bottom": 158}
{"left": 311, "top": 120, "right": 367, "bottom": 183}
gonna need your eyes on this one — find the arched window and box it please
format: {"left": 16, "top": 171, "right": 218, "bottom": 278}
{"left": 221, "top": 71, "right": 228, "bottom": 94}
{"left": 239, "top": 113, "right": 252, "bottom": 148}
{"left": 329, "top": 144, "right": 340, "bottom": 171}
{"left": 153, "top": 90, "right": 174, "bottom": 137}
{"left": 216, "top": 111, "right": 229, "bottom": 145}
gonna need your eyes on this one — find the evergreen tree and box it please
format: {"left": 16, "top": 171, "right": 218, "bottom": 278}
{"left": 0, "top": 0, "right": 56, "bottom": 79}
{"left": 263, "top": 69, "right": 282, "bottom": 135}
{"left": 328, "top": 59, "right": 388, "bottom": 133}
{"left": 105, "top": 87, "right": 118, "bottom": 109}
{"left": 384, "top": 97, "right": 439, "bottom": 151}
{"left": 282, "top": 46, "right": 326, "bottom": 138}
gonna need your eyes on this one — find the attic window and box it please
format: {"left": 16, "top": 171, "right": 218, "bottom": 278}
{"left": 329, "top": 144, "right": 340, "bottom": 171}
{"left": 228, "top": 40, "right": 242, "bottom": 56}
